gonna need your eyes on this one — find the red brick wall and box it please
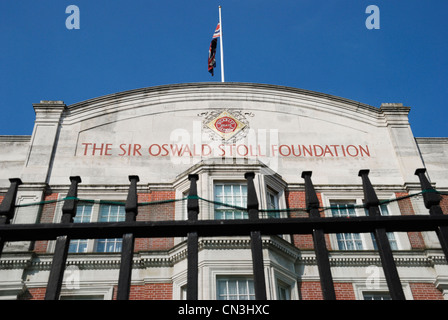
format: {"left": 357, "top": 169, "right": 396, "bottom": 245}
{"left": 114, "top": 283, "right": 173, "bottom": 300}
{"left": 285, "top": 190, "right": 331, "bottom": 250}
{"left": 31, "top": 191, "right": 176, "bottom": 253}
{"left": 440, "top": 195, "right": 448, "bottom": 215}
{"left": 298, "top": 281, "right": 356, "bottom": 300}
{"left": 298, "top": 281, "right": 323, "bottom": 300}
{"left": 21, "top": 284, "right": 173, "bottom": 300}
{"left": 395, "top": 192, "right": 426, "bottom": 249}
{"left": 334, "top": 282, "right": 357, "bottom": 300}
{"left": 34, "top": 193, "right": 59, "bottom": 253}
{"left": 410, "top": 283, "right": 444, "bottom": 300}
{"left": 20, "top": 287, "right": 46, "bottom": 300}
{"left": 135, "top": 190, "right": 176, "bottom": 251}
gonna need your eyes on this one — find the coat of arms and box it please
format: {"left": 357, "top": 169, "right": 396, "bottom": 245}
{"left": 199, "top": 109, "right": 253, "bottom": 143}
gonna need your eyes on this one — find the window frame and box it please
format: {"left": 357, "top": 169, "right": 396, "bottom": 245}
{"left": 321, "top": 191, "right": 411, "bottom": 251}
{"left": 216, "top": 276, "right": 255, "bottom": 300}
{"left": 95, "top": 202, "right": 126, "bottom": 253}
{"left": 69, "top": 202, "right": 94, "bottom": 253}
{"left": 59, "top": 285, "right": 114, "bottom": 300}
{"left": 329, "top": 200, "right": 366, "bottom": 250}
{"left": 213, "top": 182, "right": 248, "bottom": 220}
{"left": 365, "top": 203, "right": 399, "bottom": 251}
{"left": 52, "top": 193, "right": 128, "bottom": 254}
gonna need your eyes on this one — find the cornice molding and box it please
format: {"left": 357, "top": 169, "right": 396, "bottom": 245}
{"left": 2, "top": 243, "right": 445, "bottom": 271}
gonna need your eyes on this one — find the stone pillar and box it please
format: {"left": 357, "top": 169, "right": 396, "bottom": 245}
{"left": 21, "top": 101, "right": 66, "bottom": 184}
{"left": 4, "top": 101, "right": 66, "bottom": 252}
{"left": 380, "top": 103, "right": 424, "bottom": 185}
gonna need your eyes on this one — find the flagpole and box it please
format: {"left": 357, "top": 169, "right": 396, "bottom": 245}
{"left": 219, "top": 6, "right": 225, "bottom": 83}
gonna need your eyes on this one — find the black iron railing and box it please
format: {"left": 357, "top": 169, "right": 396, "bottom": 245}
{"left": 0, "top": 168, "right": 447, "bottom": 300}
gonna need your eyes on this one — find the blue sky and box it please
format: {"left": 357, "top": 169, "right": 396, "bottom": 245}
{"left": 0, "top": 1, "right": 447, "bottom": 137}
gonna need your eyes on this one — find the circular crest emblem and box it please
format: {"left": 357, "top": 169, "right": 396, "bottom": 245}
{"left": 214, "top": 116, "right": 237, "bottom": 133}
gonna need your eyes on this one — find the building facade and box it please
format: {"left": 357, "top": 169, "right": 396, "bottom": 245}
{"left": 0, "top": 82, "right": 447, "bottom": 300}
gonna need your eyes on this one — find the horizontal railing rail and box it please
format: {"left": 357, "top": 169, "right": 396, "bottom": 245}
{"left": 0, "top": 168, "right": 446, "bottom": 300}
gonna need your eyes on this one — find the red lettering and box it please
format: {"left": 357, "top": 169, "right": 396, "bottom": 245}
{"left": 279, "top": 145, "right": 291, "bottom": 156}
{"left": 202, "top": 144, "right": 212, "bottom": 156}
{"left": 302, "top": 145, "right": 313, "bottom": 156}
{"left": 105, "top": 144, "right": 112, "bottom": 156}
{"left": 81, "top": 143, "right": 92, "bottom": 156}
{"left": 291, "top": 145, "right": 301, "bottom": 157}
{"left": 323, "top": 146, "right": 334, "bottom": 157}
{"left": 181, "top": 145, "right": 192, "bottom": 157}
{"left": 257, "top": 145, "right": 266, "bottom": 157}
{"left": 271, "top": 145, "right": 278, "bottom": 157}
{"left": 237, "top": 144, "right": 248, "bottom": 156}
{"left": 161, "top": 144, "right": 169, "bottom": 156}
{"left": 133, "top": 144, "right": 142, "bottom": 156}
{"left": 149, "top": 144, "right": 161, "bottom": 156}
{"left": 192, "top": 144, "right": 200, "bottom": 156}
{"left": 170, "top": 144, "right": 184, "bottom": 156}
{"left": 359, "top": 145, "right": 370, "bottom": 157}
{"left": 346, "top": 145, "right": 359, "bottom": 157}
{"left": 313, "top": 145, "right": 324, "bottom": 157}
{"left": 218, "top": 144, "right": 225, "bottom": 156}
{"left": 330, "top": 145, "right": 340, "bottom": 156}
{"left": 119, "top": 144, "right": 127, "bottom": 156}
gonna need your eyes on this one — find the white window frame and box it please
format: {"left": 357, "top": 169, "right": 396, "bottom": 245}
{"left": 95, "top": 202, "right": 126, "bottom": 252}
{"left": 213, "top": 182, "right": 248, "bottom": 220}
{"left": 216, "top": 276, "right": 255, "bottom": 300}
{"left": 362, "top": 291, "right": 392, "bottom": 300}
{"left": 59, "top": 285, "right": 114, "bottom": 300}
{"left": 265, "top": 188, "right": 280, "bottom": 218}
{"left": 277, "top": 280, "right": 292, "bottom": 300}
{"left": 321, "top": 191, "right": 411, "bottom": 251}
{"left": 329, "top": 200, "right": 366, "bottom": 250}
{"left": 365, "top": 203, "right": 399, "bottom": 251}
{"left": 353, "top": 281, "right": 412, "bottom": 300}
{"left": 51, "top": 193, "right": 127, "bottom": 254}
{"left": 69, "top": 203, "right": 94, "bottom": 253}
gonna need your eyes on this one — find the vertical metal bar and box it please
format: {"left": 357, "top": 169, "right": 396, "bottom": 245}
{"left": 359, "top": 170, "right": 405, "bottom": 300}
{"left": 415, "top": 168, "right": 448, "bottom": 262}
{"left": 0, "top": 178, "right": 22, "bottom": 256}
{"left": 245, "top": 172, "right": 267, "bottom": 300}
{"left": 301, "top": 171, "right": 336, "bottom": 300}
{"left": 45, "top": 176, "right": 81, "bottom": 300}
{"left": 187, "top": 174, "right": 199, "bottom": 300}
{"left": 117, "top": 175, "right": 139, "bottom": 300}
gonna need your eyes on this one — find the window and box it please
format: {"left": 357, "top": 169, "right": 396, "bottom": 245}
{"left": 69, "top": 204, "right": 93, "bottom": 253}
{"left": 277, "top": 281, "right": 291, "bottom": 300}
{"left": 95, "top": 204, "right": 125, "bottom": 252}
{"left": 66, "top": 201, "right": 126, "bottom": 253}
{"left": 60, "top": 295, "right": 105, "bottom": 300}
{"left": 217, "top": 278, "right": 255, "bottom": 300}
{"left": 365, "top": 204, "right": 398, "bottom": 250}
{"left": 363, "top": 292, "right": 391, "bottom": 300}
{"left": 266, "top": 189, "right": 280, "bottom": 218}
{"left": 331, "top": 202, "right": 363, "bottom": 250}
{"left": 214, "top": 183, "right": 247, "bottom": 220}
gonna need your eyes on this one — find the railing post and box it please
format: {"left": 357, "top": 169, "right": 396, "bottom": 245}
{"left": 0, "top": 178, "right": 22, "bottom": 256}
{"left": 117, "top": 175, "right": 139, "bottom": 300}
{"left": 245, "top": 172, "right": 267, "bottom": 300}
{"left": 45, "top": 176, "right": 81, "bottom": 300}
{"left": 359, "top": 170, "right": 405, "bottom": 300}
{"left": 415, "top": 168, "right": 448, "bottom": 262}
{"left": 301, "top": 171, "right": 336, "bottom": 300}
{"left": 187, "top": 174, "right": 199, "bottom": 300}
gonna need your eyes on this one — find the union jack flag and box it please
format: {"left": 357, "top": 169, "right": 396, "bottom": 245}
{"left": 208, "top": 23, "right": 220, "bottom": 76}
{"left": 208, "top": 38, "right": 217, "bottom": 76}
{"left": 213, "top": 23, "right": 221, "bottom": 38}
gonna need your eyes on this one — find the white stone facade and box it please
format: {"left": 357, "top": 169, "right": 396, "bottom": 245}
{"left": 0, "top": 83, "right": 447, "bottom": 300}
